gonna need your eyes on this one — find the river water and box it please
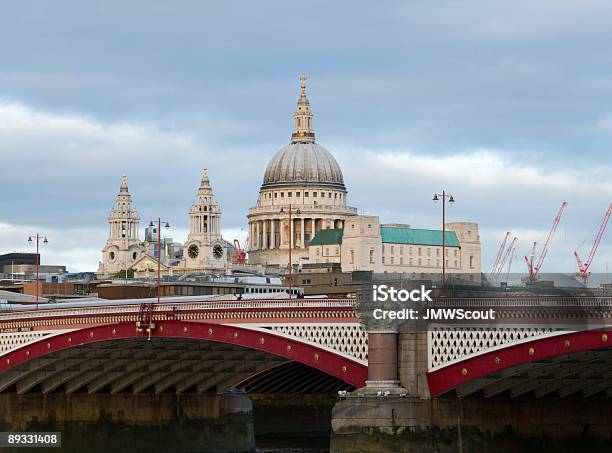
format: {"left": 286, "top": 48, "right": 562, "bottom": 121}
{"left": 256, "top": 435, "right": 329, "bottom": 452}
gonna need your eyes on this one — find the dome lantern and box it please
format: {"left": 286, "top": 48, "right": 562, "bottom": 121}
{"left": 291, "top": 74, "right": 315, "bottom": 144}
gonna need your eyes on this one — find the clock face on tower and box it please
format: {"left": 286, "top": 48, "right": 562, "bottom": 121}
{"left": 188, "top": 244, "right": 199, "bottom": 258}
{"left": 213, "top": 244, "right": 223, "bottom": 259}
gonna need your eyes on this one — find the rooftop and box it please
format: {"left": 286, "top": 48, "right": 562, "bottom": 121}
{"left": 380, "top": 226, "right": 460, "bottom": 247}
{"left": 309, "top": 228, "right": 344, "bottom": 246}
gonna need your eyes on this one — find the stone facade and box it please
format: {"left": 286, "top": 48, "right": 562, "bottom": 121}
{"left": 307, "top": 215, "right": 482, "bottom": 276}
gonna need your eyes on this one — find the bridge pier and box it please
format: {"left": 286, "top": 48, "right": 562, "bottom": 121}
{"left": 363, "top": 331, "right": 403, "bottom": 393}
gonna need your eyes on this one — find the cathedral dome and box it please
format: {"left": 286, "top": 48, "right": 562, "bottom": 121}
{"left": 261, "top": 75, "right": 345, "bottom": 191}
{"left": 262, "top": 142, "right": 345, "bottom": 190}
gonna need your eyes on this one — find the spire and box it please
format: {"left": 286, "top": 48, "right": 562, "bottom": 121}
{"left": 200, "top": 167, "right": 211, "bottom": 189}
{"left": 120, "top": 174, "right": 128, "bottom": 193}
{"left": 116, "top": 174, "right": 132, "bottom": 204}
{"left": 291, "top": 74, "right": 315, "bottom": 143}
{"left": 109, "top": 173, "right": 139, "bottom": 224}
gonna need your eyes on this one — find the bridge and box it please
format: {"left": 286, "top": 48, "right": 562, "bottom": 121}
{"left": 2, "top": 295, "right": 612, "bottom": 397}
{"left": 0, "top": 296, "right": 368, "bottom": 395}
{"left": 2, "top": 293, "right": 612, "bottom": 451}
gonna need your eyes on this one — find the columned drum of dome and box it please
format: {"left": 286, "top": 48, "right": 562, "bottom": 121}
{"left": 248, "top": 75, "right": 357, "bottom": 268}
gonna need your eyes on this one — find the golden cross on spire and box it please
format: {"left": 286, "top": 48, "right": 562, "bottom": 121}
{"left": 203, "top": 168, "right": 208, "bottom": 177}
{"left": 300, "top": 74, "right": 307, "bottom": 96}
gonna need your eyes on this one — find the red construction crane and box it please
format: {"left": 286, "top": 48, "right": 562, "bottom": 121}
{"left": 524, "top": 201, "right": 568, "bottom": 283}
{"left": 574, "top": 203, "right": 611, "bottom": 287}
{"left": 232, "top": 239, "right": 247, "bottom": 265}
{"left": 490, "top": 232, "right": 510, "bottom": 275}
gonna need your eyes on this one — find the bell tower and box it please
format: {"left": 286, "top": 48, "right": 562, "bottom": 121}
{"left": 181, "top": 168, "right": 227, "bottom": 271}
{"left": 98, "top": 175, "right": 143, "bottom": 276}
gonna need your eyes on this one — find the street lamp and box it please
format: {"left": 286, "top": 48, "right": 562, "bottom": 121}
{"left": 148, "top": 219, "right": 170, "bottom": 304}
{"left": 280, "top": 204, "right": 300, "bottom": 299}
{"left": 432, "top": 191, "right": 455, "bottom": 287}
{"left": 27, "top": 233, "right": 48, "bottom": 309}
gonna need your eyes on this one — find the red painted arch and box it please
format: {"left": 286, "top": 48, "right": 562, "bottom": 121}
{"left": 427, "top": 329, "right": 612, "bottom": 396}
{"left": 0, "top": 321, "right": 367, "bottom": 388}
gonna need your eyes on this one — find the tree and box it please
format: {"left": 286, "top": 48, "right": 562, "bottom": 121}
{"left": 113, "top": 268, "right": 135, "bottom": 278}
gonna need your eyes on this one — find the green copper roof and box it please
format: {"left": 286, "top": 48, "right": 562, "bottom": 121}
{"left": 309, "top": 228, "right": 343, "bottom": 246}
{"left": 380, "top": 227, "right": 459, "bottom": 247}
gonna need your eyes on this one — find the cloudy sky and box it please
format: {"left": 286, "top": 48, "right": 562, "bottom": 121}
{"left": 0, "top": 1, "right": 611, "bottom": 274}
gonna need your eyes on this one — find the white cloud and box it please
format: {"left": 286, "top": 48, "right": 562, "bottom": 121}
{"left": 1, "top": 101, "right": 610, "bottom": 274}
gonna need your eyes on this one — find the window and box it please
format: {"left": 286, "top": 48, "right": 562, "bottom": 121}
{"left": 391, "top": 246, "right": 394, "bottom": 254}
{"left": 328, "top": 192, "right": 331, "bottom": 198}
{"left": 427, "top": 248, "right": 431, "bottom": 256}
{"left": 390, "top": 257, "right": 394, "bottom": 264}
{"left": 334, "top": 193, "right": 337, "bottom": 198}
{"left": 409, "top": 247, "right": 413, "bottom": 255}
{"left": 274, "top": 193, "right": 278, "bottom": 198}
{"left": 418, "top": 258, "right": 422, "bottom": 266}
{"left": 305, "top": 192, "right": 309, "bottom": 197}
{"left": 313, "top": 192, "right": 317, "bottom": 197}
{"left": 436, "top": 249, "right": 440, "bottom": 257}
{"left": 409, "top": 258, "right": 413, "bottom": 266}
{"left": 400, "top": 257, "right": 403, "bottom": 265}
{"left": 418, "top": 248, "right": 422, "bottom": 256}
{"left": 325, "top": 247, "right": 329, "bottom": 255}
{"left": 350, "top": 250, "right": 354, "bottom": 264}
{"left": 454, "top": 260, "right": 458, "bottom": 268}
{"left": 470, "top": 255, "right": 474, "bottom": 269}
{"left": 281, "top": 192, "right": 284, "bottom": 198}
{"left": 382, "top": 245, "right": 385, "bottom": 254}
{"left": 382, "top": 257, "right": 385, "bottom": 264}
{"left": 316, "top": 249, "right": 320, "bottom": 256}
{"left": 321, "top": 192, "right": 325, "bottom": 197}
{"left": 351, "top": 224, "right": 355, "bottom": 229}
{"left": 288, "top": 192, "right": 292, "bottom": 197}
{"left": 454, "top": 249, "right": 458, "bottom": 257}
{"left": 370, "top": 249, "right": 374, "bottom": 264}
{"left": 296, "top": 192, "right": 300, "bottom": 197}
{"left": 400, "top": 247, "right": 403, "bottom": 255}
{"left": 436, "top": 259, "right": 440, "bottom": 267}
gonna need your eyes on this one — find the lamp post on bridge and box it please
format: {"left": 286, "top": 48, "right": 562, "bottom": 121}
{"left": 432, "top": 191, "right": 455, "bottom": 288}
{"left": 27, "top": 233, "right": 48, "bottom": 309}
{"left": 148, "top": 218, "right": 170, "bottom": 304}
{"left": 280, "top": 204, "right": 300, "bottom": 299}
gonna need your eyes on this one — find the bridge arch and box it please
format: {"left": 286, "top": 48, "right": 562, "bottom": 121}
{"left": 0, "top": 321, "right": 367, "bottom": 394}
{"left": 427, "top": 329, "right": 612, "bottom": 398}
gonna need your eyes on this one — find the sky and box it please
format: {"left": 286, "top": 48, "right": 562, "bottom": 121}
{"left": 0, "top": 1, "right": 611, "bottom": 274}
